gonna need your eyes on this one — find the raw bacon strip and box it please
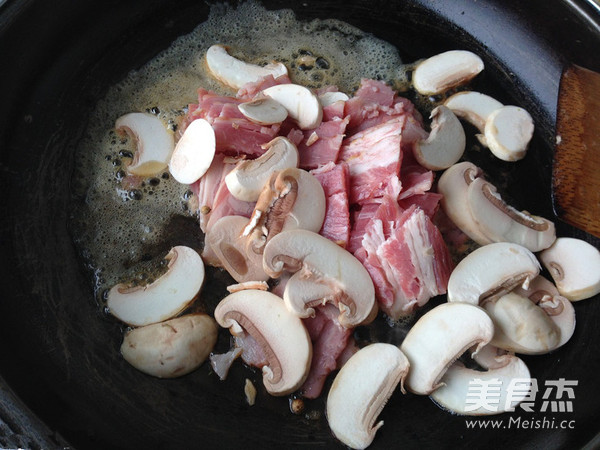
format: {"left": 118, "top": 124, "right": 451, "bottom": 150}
{"left": 370, "top": 205, "right": 453, "bottom": 318}
{"left": 301, "top": 304, "right": 351, "bottom": 399}
{"left": 399, "top": 165, "right": 434, "bottom": 200}
{"left": 310, "top": 162, "right": 351, "bottom": 247}
{"left": 338, "top": 118, "right": 404, "bottom": 205}
{"left": 211, "top": 118, "right": 280, "bottom": 157}
{"left": 398, "top": 192, "right": 442, "bottom": 218}
{"left": 236, "top": 74, "right": 292, "bottom": 101}
{"left": 297, "top": 116, "right": 349, "bottom": 170}
{"left": 347, "top": 202, "right": 380, "bottom": 253}
{"left": 204, "top": 172, "right": 255, "bottom": 233}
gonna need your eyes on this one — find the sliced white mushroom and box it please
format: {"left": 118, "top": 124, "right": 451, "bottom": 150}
{"left": 238, "top": 97, "right": 288, "bottom": 125}
{"left": 107, "top": 246, "right": 204, "bottom": 327}
{"left": 514, "top": 275, "right": 576, "bottom": 349}
{"left": 413, "top": 105, "right": 466, "bottom": 170}
{"left": 244, "top": 168, "right": 326, "bottom": 268}
{"left": 447, "top": 242, "right": 540, "bottom": 305}
{"left": 467, "top": 177, "right": 556, "bottom": 252}
{"left": 205, "top": 44, "right": 288, "bottom": 90}
{"left": 430, "top": 355, "right": 531, "bottom": 415}
{"left": 326, "top": 344, "right": 410, "bottom": 450}
{"left": 484, "top": 105, "right": 534, "bottom": 162}
{"left": 412, "top": 50, "right": 484, "bottom": 95}
{"left": 469, "top": 344, "right": 510, "bottom": 370}
{"left": 262, "top": 84, "right": 323, "bottom": 130}
{"left": 121, "top": 313, "right": 217, "bottom": 378}
{"left": 262, "top": 229, "right": 376, "bottom": 328}
{"left": 214, "top": 290, "right": 312, "bottom": 396}
{"left": 225, "top": 137, "right": 299, "bottom": 202}
{"left": 483, "top": 292, "right": 561, "bottom": 354}
{"left": 115, "top": 112, "right": 175, "bottom": 176}
{"left": 444, "top": 91, "right": 504, "bottom": 133}
{"left": 399, "top": 303, "right": 494, "bottom": 395}
{"left": 318, "top": 91, "right": 349, "bottom": 107}
{"left": 437, "top": 161, "right": 493, "bottom": 245}
{"left": 204, "top": 215, "right": 270, "bottom": 283}
{"left": 168, "top": 118, "right": 216, "bottom": 185}
{"left": 539, "top": 237, "right": 600, "bottom": 301}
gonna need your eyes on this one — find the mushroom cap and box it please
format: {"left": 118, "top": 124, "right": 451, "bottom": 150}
{"left": 437, "top": 161, "right": 493, "bottom": 245}
{"left": 205, "top": 44, "right": 288, "bottom": 90}
{"left": 400, "top": 302, "right": 494, "bottom": 395}
{"left": 262, "top": 229, "right": 376, "bottom": 328}
{"left": 262, "top": 83, "right": 323, "bottom": 130}
{"left": 412, "top": 50, "right": 484, "bottom": 95}
{"left": 318, "top": 91, "right": 349, "bottom": 107}
{"left": 107, "top": 246, "right": 205, "bottom": 327}
{"left": 326, "top": 343, "right": 409, "bottom": 450}
{"left": 169, "top": 118, "right": 216, "bottom": 185}
{"left": 121, "top": 313, "right": 218, "bottom": 378}
{"left": 225, "top": 137, "right": 299, "bottom": 202}
{"left": 238, "top": 97, "right": 289, "bottom": 125}
{"left": 484, "top": 105, "right": 534, "bottom": 162}
{"left": 204, "top": 215, "right": 270, "bottom": 283}
{"left": 484, "top": 292, "right": 561, "bottom": 354}
{"left": 115, "top": 112, "right": 175, "bottom": 176}
{"left": 447, "top": 242, "right": 540, "bottom": 305}
{"left": 467, "top": 177, "right": 556, "bottom": 252}
{"left": 539, "top": 237, "right": 600, "bottom": 301}
{"left": 214, "top": 290, "right": 312, "bottom": 396}
{"left": 430, "top": 355, "right": 531, "bottom": 415}
{"left": 413, "top": 105, "right": 466, "bottom": 171}
{"left": 444, "top": 91, "right": 504, "bottom": 132}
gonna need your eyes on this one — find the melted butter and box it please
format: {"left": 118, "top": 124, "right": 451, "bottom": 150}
{"left": 70, "top": 1, "right": 409, "bottom": 306}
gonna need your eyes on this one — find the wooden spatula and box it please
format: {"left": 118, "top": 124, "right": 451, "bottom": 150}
{"left": 552, "top": 64, "right": 600, "bottom": 238}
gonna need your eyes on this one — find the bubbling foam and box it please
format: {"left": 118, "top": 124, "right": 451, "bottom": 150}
{"left": 70, "top": 1, "right": 408, "bottom": 305}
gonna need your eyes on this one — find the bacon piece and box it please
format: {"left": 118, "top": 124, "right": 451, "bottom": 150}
{"left": 236, "top": 74, "right": 292, "bottom": 101}
{"left": 310, "top": 162, "right": 351, "bottom": 247}
{"left": 204, "top": 172, "right": 255, "bottom": 234}
{"left": 339, "top": 118, "right": 404, "bottom": 205}
{"left": 360, "top": 204, "right": 454, "bottom": 319}
{"left": 301, "top": 304, "right": 351, "bottom": 399}
{"left": 211, "top": 118, "right": 280, "bottom": 157}
{"left": 398, "top": 192, "right": 442, "bottom": 218}
{"left": 297, "top": 116, "right": 349, "bottom": 170}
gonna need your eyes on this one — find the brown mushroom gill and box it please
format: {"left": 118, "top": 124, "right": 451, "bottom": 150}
{"left": 223, "top": 310, "right": 283, "bottom": 384}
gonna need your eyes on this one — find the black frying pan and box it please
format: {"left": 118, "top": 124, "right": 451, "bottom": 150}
{"left": 1, "top": 1, "right": 599, "bottom": 448}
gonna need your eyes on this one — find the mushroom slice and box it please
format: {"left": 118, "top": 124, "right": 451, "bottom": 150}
{"left": 430, "top": 355, "right": 531, "bottom": 415}
{"left": 204, "top": 215, "right": 270, "bottom": 283}
{"left": 437, "top": 162, "right": 492, "bottom": 245}
{"left": 214, "top": 290, "right": 312, "bottom": 396}
{"left": 263, "top": 229, "right": 376, "bottom": 328}
{"left": 467, "top": 177, "right": 556, "bottom": 252}
{"left": 121, "top": 313, "right": 218, "bottom": 378}
{"left": 225, "top": 137, "right": 299, "bottom": 202}
{"left": 326, "top": 344, "right": 409, "bottom": 450}
{"left": 107, "top": 246, "right": 204, "bottom": 327}
{"left": 469, "top": 344, "right": 509, "bottom": 370}
{"left": 447, "top": 242, "right": 540, "bottom": 305}
{"left": 412, "top": 50, "right": 484, "bottom": 95}
{"left": 262, "top": 84, "right": 323, "bottom": 130}
{"left": 238, "top": 97, "right": 288, "bottom": 125}
{"left": 444, "top": 91, "right": 504, "bottom": 133}
{"left": 399, "top": 303, "right": 494, "bottom": 395}
{"left": 318, "top": 91, "right": 349, "bottom": 107}
{"left": 483, "top": 292, "right": 561, "bottom": 355}
{"left": 205, "top": 44, "right": 288, "bottom": 90}
{"left": 115, "top": 112, "right": 175, "bottom": 176}
{"left": 169, "top": 118, "right": 216, "bottom": 184}
{"left": 539, "top": 237, "right": 600, "bottom": 301}
{"left": 244, "top": 168, "right": 325, "bottom": 265}
{"left": 514, "top": 275, "right": 576, "bottom": 349}
{"left": 484, "top": 105, "right": 534, "bottom": 162}
{"left": 413, "top": 105, "right": 466, "bottom": 170}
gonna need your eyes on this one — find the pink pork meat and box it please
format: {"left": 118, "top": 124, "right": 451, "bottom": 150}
{"left": 296, "top": 116, "right": 350, "bottom": 170}
{"left": 361, "top": 203, "right": 454, "bottom": 319}
{"left": 310, "top": 162, "right": 351, "bottom": 248}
